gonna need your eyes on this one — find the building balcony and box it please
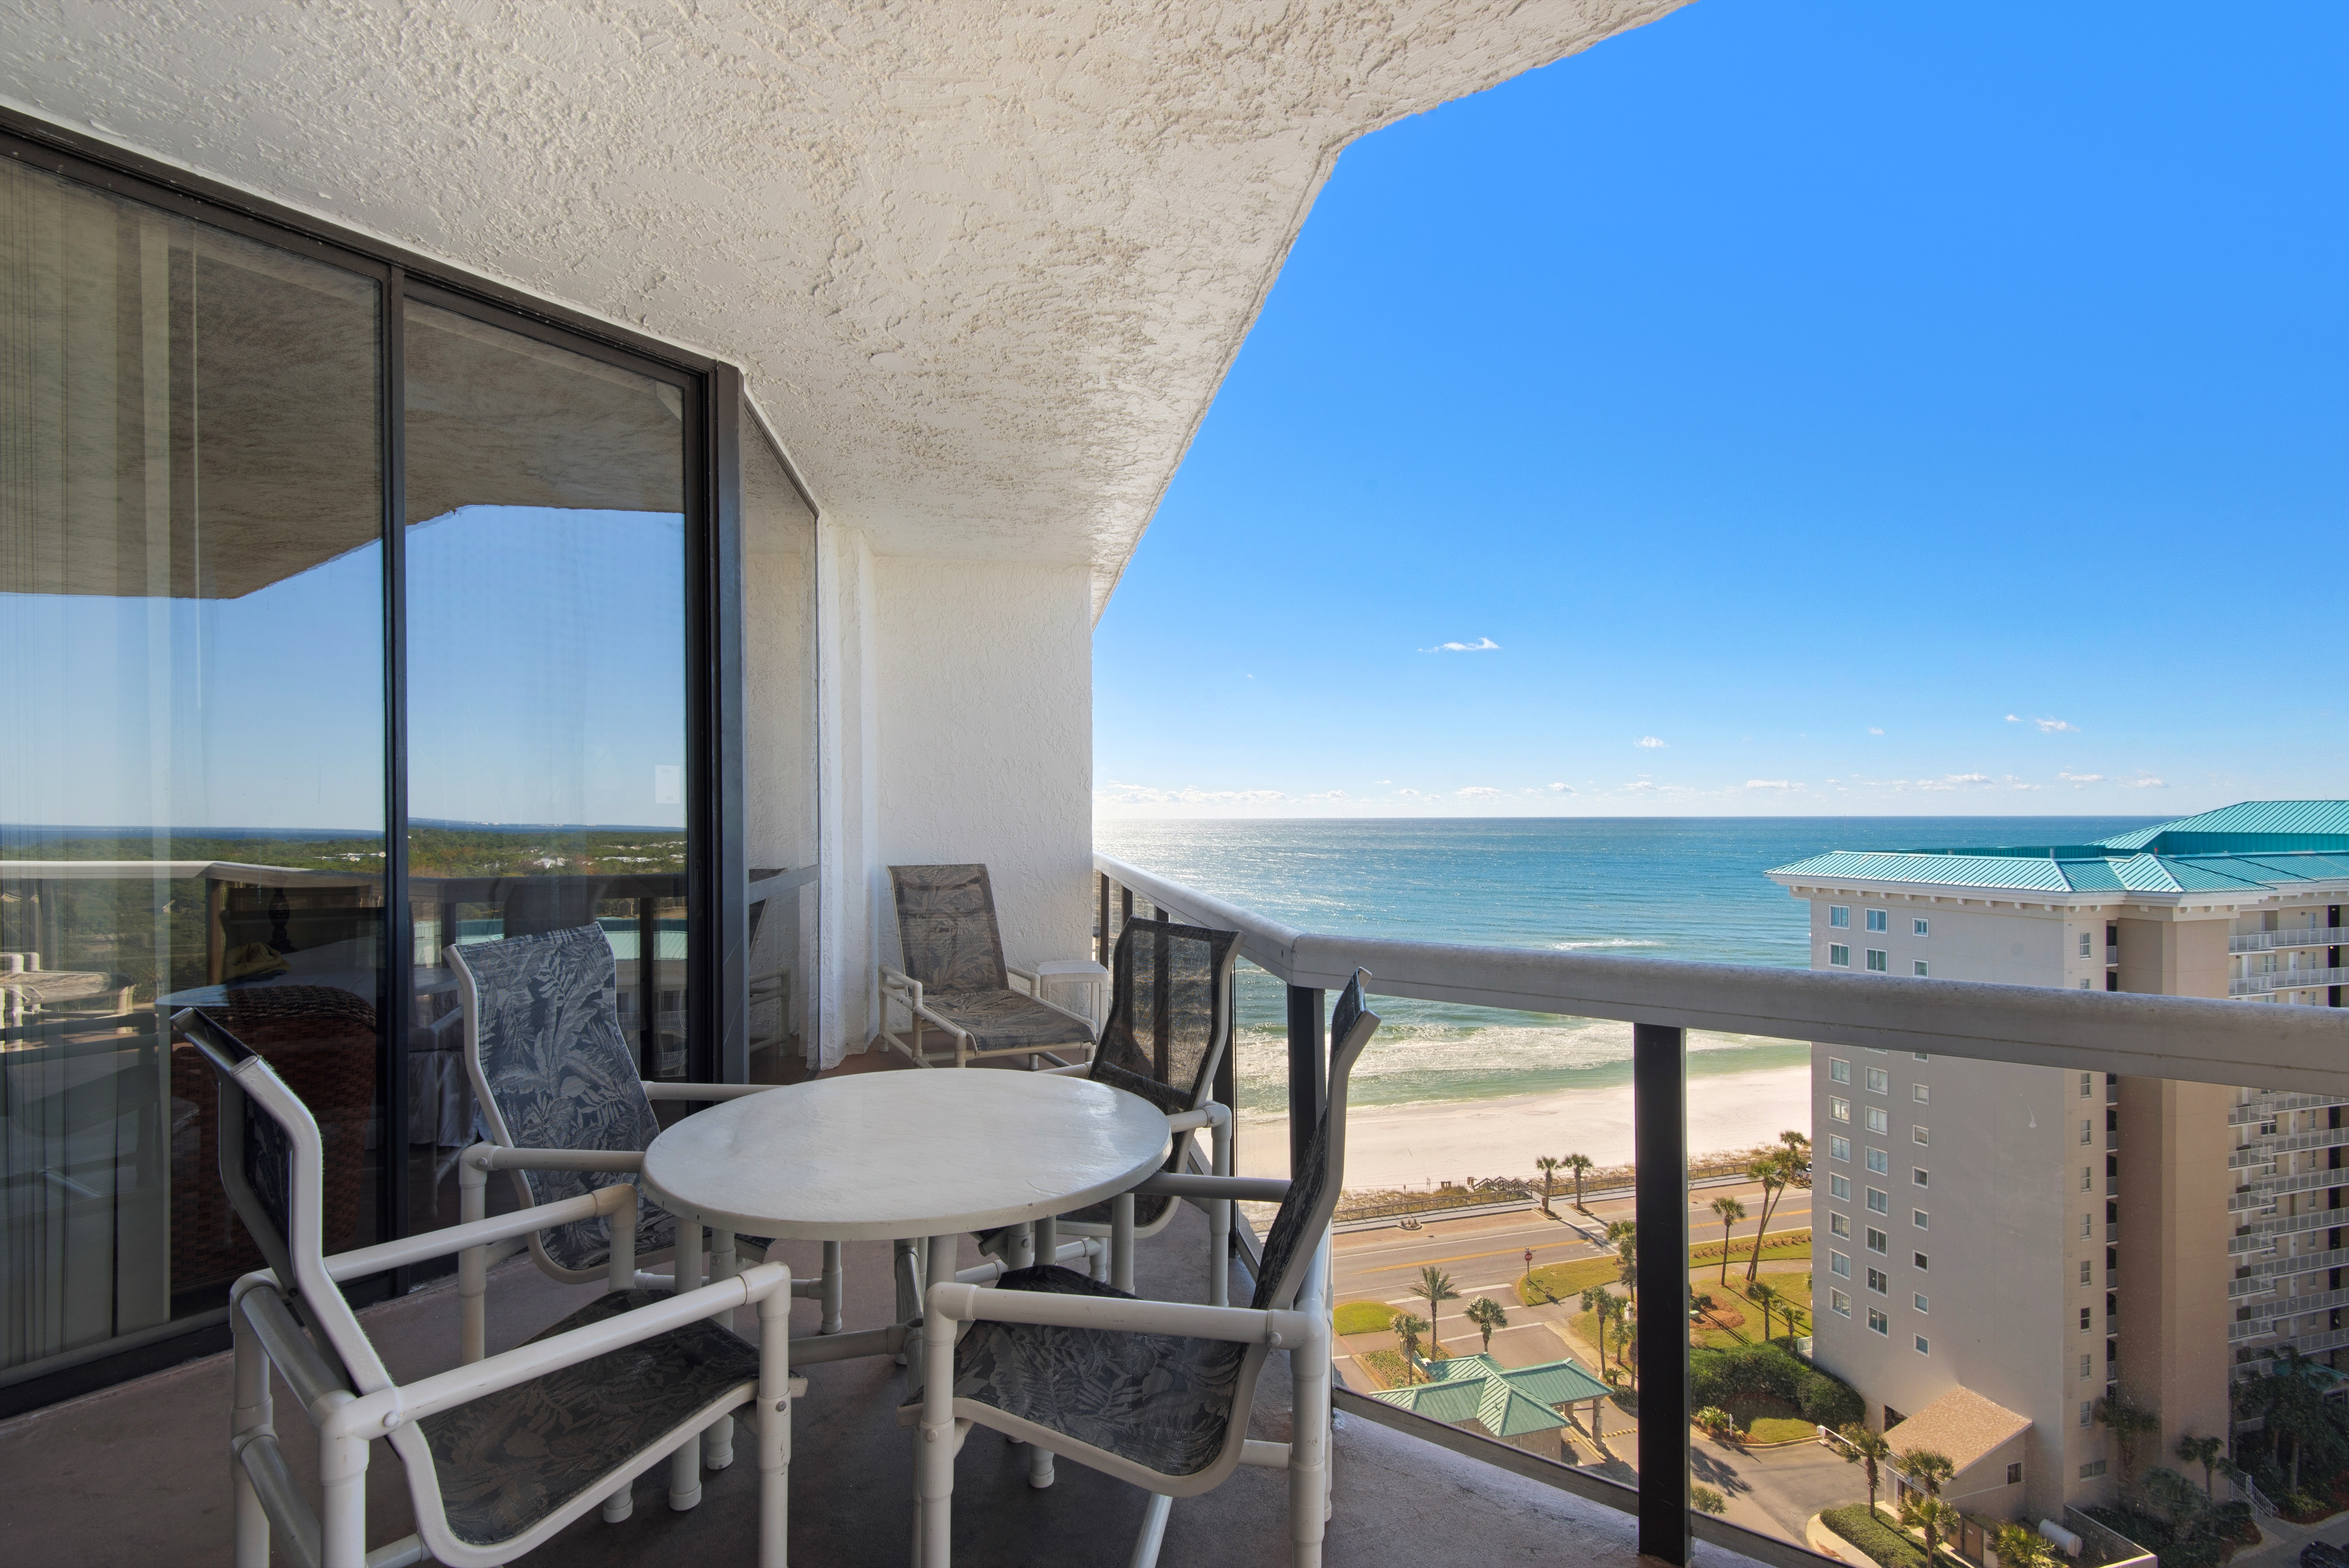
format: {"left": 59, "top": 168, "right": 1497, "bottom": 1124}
{"left": 2231, "top": 968, "right": 2349, "bottom": 998}
{"left": 2231, "top": 928, "right": 2348, "bottom": 954}
{"left": 2230, "top": 1093, "right": 2349, "bottom": 1127}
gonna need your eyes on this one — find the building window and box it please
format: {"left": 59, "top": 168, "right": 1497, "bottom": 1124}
{"left": 1866, "top": 948, "right": 1889, "bottom": 972}
{"left": 1867, "top": 909, "right": 1889, "bottom": 933}
{"left": 2081, "top": 1354, "right": 2093, "bottom": 1379}
{"left": 2008, "top": 1463, "right": 2024, "bottom": 1486}
{"left": 1914, "top": 1210, "right": 1930, "bottom": 1229}
{"left": 1868, "top": 1187, "right": 1889, "bottom": 1213}
{"left": 1913, "top": 1125, "right": 1930, "bottom": 1146}
{"left": 1830, "top": 1057, "right": 1852, "bottom": 1084}
{"left": 2080, "top": 1401, "right": 2093, "bottom": 1427}
{"left": 1914, "top": 1293, "right": 1929, "bottom": 1312}
{"left": 2080, "top": 1459, "right": 2107, "bottom": 1479}
{"left": 1832, "top": 1290, "right": 1852, "bottom": 1317}
{"left": 1913, "top": 1168, "right": 1930, "bottom": 1187}
{"left": 1914, "top": 960, "right": 1930, "bottom": 977}
{"left": 1831, "top": 1213, "right": 1852, "bottom": 1238}
{"left": 2080, "top": 1260, "right": 2092, "bottom": 1286}
{"left": 1830, "top": 1173, "right": 1852, "bottom": 1200}
{"left": 1869, "top": 1309, "right": 1889, "bottom": 1336}
{"left": 2080, "top": 932, "right": 2094, "bottom": 959}
{"left": 2080, "top": 1307, "right": 2092, "bottom": 1331}
{"left": 1830, "top": 1136, "right": 1852, "bottom": 1163}
{"left": 1868, "top": 1268, "right": 1888, "bottom": 1294}
{"left": 1831, "top": 1250, "right": 1852, "bottom": 1278}
{"left": 2080, "top": 1119, "right": 2094, "bottom": 1145}
{"left": 1831, "top": 905, "right": 1851, "bottom": 929}
{"left": 1831, "top": 1096, "right": 1852, "bottom": 1123}
{"left": 1866, "top": 1107, "right": 1890, "bottom": 1134}
{"left": 2082, "top": 1213, "right": 2092, "bottom": 1238}
{"left": 1866, "top": 1067, "right": 1889, "bottom": 1094}
{"left": 1867, "top": 1228, "right": 1889, "bottom": 1254}
{"left": 1830, "top": 944, "right": 1851, "bottom": 968}
{"left": 2080, "top": 1073, "right": 2094, "bottom": 1098}
{"left": 1914, "top": 1251, "right": 1929, "bottom": 1270}
{"left": 1912, "top": 1084, "right": 1930, "bottom": 1104}
{"left": 1867, "top": 1148, "right": 1889, "bottom": 1175}
{"left": 1915, "top": 1335, "right": 1930, "bottom": 1354}
{"left": 1914, "top": 918, "right": 1930, "bottom": 937}
{"left": 2080, "top": 978, "right": 2093, "bottom": 989}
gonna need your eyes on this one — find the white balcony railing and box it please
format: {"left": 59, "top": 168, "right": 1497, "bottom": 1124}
{"left": 2232, "top": 968, "right": 2349, "bottom": 997}
{"left": 2231, "top": 928, "right": 2347, "bottom": 954}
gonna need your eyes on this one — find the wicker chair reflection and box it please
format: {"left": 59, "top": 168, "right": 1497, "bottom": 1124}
{"left": 878, "top": 864, "right": 1098, "bottom": 1068}
{"left": 913, "top": 971, "right": 1382, "bottom": 1568}
{"left": 182, "top": 1005, "right": 801, "bottom": 1568}
{"left": 447, "top": 925, "right": 842, "bottom": 1504}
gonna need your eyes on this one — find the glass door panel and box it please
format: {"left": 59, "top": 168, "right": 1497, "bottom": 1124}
{"left": 401, "top": 300, "right": 689, "bottom": 1219}
{"left": 0, "top": 160, "right": 386, "bottom": 1376}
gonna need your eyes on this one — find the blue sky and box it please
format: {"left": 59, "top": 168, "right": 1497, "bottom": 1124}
{"left": 1093, "top": 0, "right": 2346, "bottom": 819}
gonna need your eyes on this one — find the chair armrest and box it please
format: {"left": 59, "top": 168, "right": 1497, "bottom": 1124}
{"left": 1033, "top": 1061, "right": 1090, "bottom": 1078}
{"left": 322, "top": 1183, "right": 634, "bottom": 1281}
{"left": 641, "top": 1080, "right": 781, "bottom": 1102}
{"left": 1005, "top": 966, "right": 1037, "bottom": 996}
{"left": 879, "top": 964, "right": 918, "bottom": 997}
{"left": 1133, "top": 1172, "right": 1290, "bottom": 1203}
{"left": 464, "top": 1143, "right": 643, "bottom": 1174}
{"left": 334, "top": 1263, "right": 795, "bottom": 1437}
{"left": 927, "top": 1281, "right": 1321, "bottom": 1349}
{"left": 1164, "top": 1103, "right": 1231, "bottom": 1133}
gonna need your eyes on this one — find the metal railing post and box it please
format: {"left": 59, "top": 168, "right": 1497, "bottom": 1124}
{"left": 1286, "top": 986, "right": 1325, "bottom": 1175}
{"left": 1634, "top": 1021, "right": 1689, "bottom": 1565}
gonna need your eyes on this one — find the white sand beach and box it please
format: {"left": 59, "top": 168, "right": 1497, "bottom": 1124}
{"left": 1235, "top": 1062, "right": 1811, "bottom": 1192}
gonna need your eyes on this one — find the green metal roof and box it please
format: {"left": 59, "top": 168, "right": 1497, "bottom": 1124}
{"left": 1768, "top": 803, "right": 2349, "bottom": 898}
{"left": 1371, "top": 1352, "right": 1608, "bottom": 1436}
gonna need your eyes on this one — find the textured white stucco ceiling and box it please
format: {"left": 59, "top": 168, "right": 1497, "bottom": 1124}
{"left": 0, "top": 1, "right": 1685, "bottom": 613}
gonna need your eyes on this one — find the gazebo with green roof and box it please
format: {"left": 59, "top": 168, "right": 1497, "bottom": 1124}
{"left": 1372, "top": 1353, "right": 1615, "bottom": 1459}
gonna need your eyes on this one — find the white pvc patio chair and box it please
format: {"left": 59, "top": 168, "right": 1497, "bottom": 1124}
{"left": 179, "top": 1005, "right": 801, "bottom": 1568}
{"left": 878, "top": 863, "right": 1098, "bottom": 1067}
{"left": 913, "top": 971, "right": 1382, "bottom": 1568}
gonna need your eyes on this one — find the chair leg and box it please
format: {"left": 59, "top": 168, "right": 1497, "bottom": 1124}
{"left": 917, "top": 1266, "right": 957, "bottom": 1568}
{"left": 1128, "top": 1492, "right": 1173, "bottom": 1568}
{"left": 822, "top": 1240, "right": 845, "bottom": 1335}
{"left": 758, "top": 1286, "right": 793, "bottom": 1568}
{"left": 318, "top": 1427, "right": 369, "bottom": 1568}
{"left": 230, "top": 1306, "right": 271, "bottom": 1568}
{"left": 893, "top": 1238, "right": 920, "bottom": 1363}
{"left": 671, "top": 1224, "right": 705, "bottom": 1510}
{"left": 1028, "top": 1440, "right": 1055, "bottom": 1490}
{"left": 458, "top": 1151, "right": 490, "bottom": 1364}
{"left": 1209, "top": 1115, "right": 1233, "bottom": 1308}
{"left": 602, "top": 1482, "right": 634, "bottom": 1523}
{"left": 1289, "top": 1308, "right": 1332, "bottom": 1566}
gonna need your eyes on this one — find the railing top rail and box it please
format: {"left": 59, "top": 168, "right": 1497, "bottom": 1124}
{"left": 1095, "top": 851, "right": 2349, "bottom": 1093}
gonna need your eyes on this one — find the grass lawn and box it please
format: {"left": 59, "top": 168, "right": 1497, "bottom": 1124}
{"left": 1518, "top": 1231, "right": 1812, "bottom": 1307}
{"left": 1720, "top": 1393, "right": 1813, "bottom": 1442}
{"left": 1333, "top": 1301, "right": 1397, "bottom": 1336}
{"left": 1691, "top": 1272, "right": 1814, "bottom": 1346}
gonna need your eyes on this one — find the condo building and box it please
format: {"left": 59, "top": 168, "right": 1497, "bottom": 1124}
{"left": 1766, "top": 802, "right": 2349, "bottom": 1525}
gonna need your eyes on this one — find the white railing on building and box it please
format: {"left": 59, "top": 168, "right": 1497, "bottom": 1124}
{"left": 2231, "top": 968, "right": 2349, "bottom": 997}
{"left": 2231, "top": 928, "right": 2347, "bottom": 954}
{"left": 2230, "top": 1093, "right": 2349, "bottom": 1127}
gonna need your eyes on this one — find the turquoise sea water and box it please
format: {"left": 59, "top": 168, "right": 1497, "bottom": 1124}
{"left": 1094, "top": 816, "right": 2159, "bottom": 1116}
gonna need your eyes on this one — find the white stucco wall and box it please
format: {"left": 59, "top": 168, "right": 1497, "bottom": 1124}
{"left": 872, "top": 558, "right": 1095, "bottom": 982}
{"left": 814, "top": 520, "right": 881, "bottom": 1066}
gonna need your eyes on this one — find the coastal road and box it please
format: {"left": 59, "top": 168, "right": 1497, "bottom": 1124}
{"left": 1330, "top": 1175, "right": 1813, "bottom": 1365}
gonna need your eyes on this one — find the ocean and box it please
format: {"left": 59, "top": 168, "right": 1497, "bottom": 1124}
{"left": 1095, "top": 816, "right": 2160, "bottom": 1121}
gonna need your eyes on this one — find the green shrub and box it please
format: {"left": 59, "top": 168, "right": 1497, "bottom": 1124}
{"left": 1797, "top": 1364, "right": 1865, "bottom": 1427}
{"left": 1823, "top": 1506, "right": 1927, "bottom": 1568}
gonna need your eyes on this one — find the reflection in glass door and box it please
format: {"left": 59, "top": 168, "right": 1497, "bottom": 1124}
{"left": 0, "top": 159, "right": 385, "bottom": 1379}
{"left": 401, "top": 299, "right": 690, "bottom": 1221}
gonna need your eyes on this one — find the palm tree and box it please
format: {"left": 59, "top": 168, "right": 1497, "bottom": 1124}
{"left": 1581, "top": 1286, "right": 1613, "bottom": 1372}
{"left": 1711, "top": 1195, "right": 1747, "bottom": 1285}
{"left": 1994, "top": 1523, "right": 2050, "bottom": 1568}
{"left": 1779, "top": 1128, "right": 1811, "bottom": 1165}
{"left": 1691, "top": 1483, "right": 1728, "bottom": 1516}
{"left": 1749, "top": 1279, "right": 1779, "bottom": 1343}
{"left": 2097, "top": 1393, "right": 2163, "bottom": 1481}
{"left": 1840, "top": 1423, "right": 1893, "bottom": 1513}
{"left": 1414, "top": 1266, "right": 1461, "bottom": 1356}
{"left": 1563, "top": 1152, "right": 1595, "bottom": 1210}
{"left": 1535, "top": 1155, "right": 1563, "bottom": 1216}
{"left": 1608, "top": 1219, "right": 1638, "bottom": 1308}
{"left": 1745, "top": 1151, "right": 1793, "bottom": 1283}
{"left": 1391, "top": 1311, "right": 1429, "bottom": 1383}
{"left": 1900, "top": 1494, "right": 1960, "bottom": 1564}
{"left": 1465, "top": 1295, "right": 1508, "bottom": 1352}
{"left": 1896, "top": 1447, "right": 1955, "bottom": 1498}
{"left": 2177, "top": 1433, "right": 2225, "bottom": 1498}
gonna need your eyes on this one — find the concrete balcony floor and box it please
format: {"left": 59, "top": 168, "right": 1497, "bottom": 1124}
{"left": 0, "top": 1054, "right": 1759, "bottom": 1567}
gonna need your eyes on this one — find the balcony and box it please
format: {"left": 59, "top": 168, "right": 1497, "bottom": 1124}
{"left": 2231, "top": 968, "right": 2349, "bottom": 997}
{"left": 2231, "top": 928, "right": 2348, "bottom": 954}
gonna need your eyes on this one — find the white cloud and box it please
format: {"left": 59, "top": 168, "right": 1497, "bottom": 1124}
{"left": 1635, "top": 736, "right": 1666, "bottom": 750}
{"left": 1374, "top": 780, "right": 1392, "bottom": 785}
{"left": 2005, "top": 714, "right": 2021, "bottom": 724}
{"left": 2034, "top": 717, "right": 2079, "bottom": 734}
{"left": 2003, "top": 775, "right": 2042, "bottom": 790}
{"left": 1623, "top": 780, "right": 1658, "bottom": 793}
{"left": 2057, "top": 771, "right": 2104, "bottom": 786}
{"left": 1547, "top": 782, "right": 1572, "bottom": 793}
{"left": 1456, "top": 786, "right": 1501, "bottom": 798}
{"left": 1096, "top": 780, "right": 1285, "bottom": 806}
{"left": 2119, "top": 775, "right": 2167, "bottom": 789}
{"left": 1395, "top": 788, "right": 1426, "bottom": 798}
{"left": 1420, "top": 636, "right": 1500, "bottom": 653}
{"left": 1744, "top": 779, "right": 1798, "bottom": 791}
{"left": 1868, "top": 727, "right": 1884, "bottom": 736}
{"left": 1302, "top": 789, "right": 1347, "bottom": 801}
